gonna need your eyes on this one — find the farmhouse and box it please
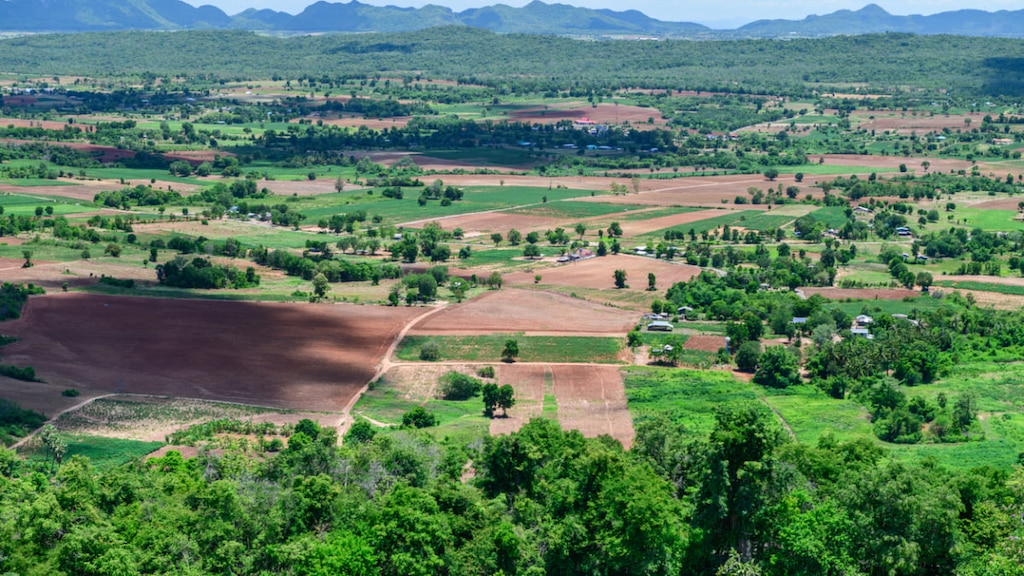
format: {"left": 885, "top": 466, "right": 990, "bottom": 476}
{"left": 647, "top": 320, "right": 673, "bottom": 332}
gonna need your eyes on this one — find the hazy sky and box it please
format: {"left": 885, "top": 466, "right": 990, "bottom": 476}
{"left": 183, "top": 0, "right": 1024, "bottom": 27}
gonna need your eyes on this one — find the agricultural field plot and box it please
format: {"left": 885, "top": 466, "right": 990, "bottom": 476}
{"left": 508, "top": 201, "right": 652, "bottom": 219}
{"left": 488, "top": 364, "right": 546, "bottom": 438}
{"left": 550, "top": 364, "right": 634, "bottom": 448}
{"left": 407, "top": 289, "right": 637, "bottom": 335}
{"left": 0, "top": 182, "right": 115, "bottom": 204}
{"left": 1, "top": 293, "right": 423, "bottom": 412}
{"left": 504, "top": 254, "right": 701, "bottom": 291}
{"left": 395, "top": 335, "right": 625, "bottom": 364}
{"left": 507, "top": 101, "right": 668, "bottom": 129}
{"left": 818, "top": 154, "right": 973, "bottom": 175}
{"left": 682, "top": 335, "right": 727, "bottom": 352}
{"left": 0, "top": 256, "right": 159, "bottom": 292}
{"left": 51, "top": 395, "right": 338, "bottom": 442}
{"left": 410, "top": 211, "right": 561, "bottom": 237}
{"left": 614, "top": 208, "right": 737, "bottom": 237}
{"left": 848, "top": 111, "right": 987, "bottom": 135}
{"left": 623, "top": 367, "right": 759, "bottom": 434}
{"left": 799, "top": 287, "right": 920, "bottom": 300}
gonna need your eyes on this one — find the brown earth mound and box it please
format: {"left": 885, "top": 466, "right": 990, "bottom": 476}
{"left": 2, "top": 294, "right": 422, "bottom": 411}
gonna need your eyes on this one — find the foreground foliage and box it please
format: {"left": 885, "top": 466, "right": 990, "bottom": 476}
{"left": 1, "top": 415, "right": 1023, "bottom": 575}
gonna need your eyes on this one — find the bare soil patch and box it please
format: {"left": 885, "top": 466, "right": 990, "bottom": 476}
{"left": 0, "top": 138, "right": 136, "bottom": 163}
{"left": 971, "top": 198, "right": 1024, "bottom": 210}
{"left": 551, "top": 364, "right": 633, "bottom": 448}
{"left": 0, "top": 258, "right": 158, "bottom": 291}
{"left": 2, "top": 294, "right": 422, "bottom": 411}
{"left": 850, "top": 111, "right": 987, "bottom": 134}
{"left": 408, "top": 288, "right": 636, "bottom": 335}
{"left": 488, "top": 363, "right": 546, "bottom": 437}
{"left": 405, "top": 211, "right": 561, "bottom": 236}
{"left": 0, "top": 118, "right": 73, "bottom": 131}
{"left": 259, "top": 179, "right": 367, "bottom": 197}
{"left": 818, "top": 154, "right": 972, "bottom": 174}
{"left": 509, "top": 101, "right": 667, "bottom": 130}
{"left": 505, "top": 255, "right": 701, "bottom": 292}
{"left": 619, "top": 208, "right": 740, "bottom": 236}
{"left": 683, "top": 335, "right": 726, "bottom": 352}
{"left": 574, "top": 173, "right": 812, "bottom": 207}
{"left": 800, "top": 287, "right": 919, "bottom": 300}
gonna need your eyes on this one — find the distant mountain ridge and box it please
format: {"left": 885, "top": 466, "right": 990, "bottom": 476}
{"left": 1, "top": 0, "right": 1023, "bottom": 38}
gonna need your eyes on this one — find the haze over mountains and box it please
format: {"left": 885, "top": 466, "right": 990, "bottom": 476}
{"left": 2, "top": 0, "right": 1024, "bottom": 37}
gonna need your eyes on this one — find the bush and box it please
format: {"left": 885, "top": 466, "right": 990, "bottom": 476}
{"left": 402, "top": 406, "right": 437, "bottom": 429}
{"left": 0, "top": 364, "right": 40, "bottom": 382}
{"left": 735, "top": 341, "right": 763, "bottom": 372}
{"left": 345, "top": 420, "right": 377, "bottom": 444}
{"left": 61, "top": 389, "right": 80, "bottom": 397}
{"left": 419, "top": 341, "right": 440, "bottom": 361}
{"left": 439, "top": 371, "right": 483, "bottom": 400}
{"left": 476, "top": 365, "right": 495, "bottom": 379}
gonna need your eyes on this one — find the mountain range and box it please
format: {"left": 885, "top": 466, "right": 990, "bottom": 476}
{"left": 2, "top": 0, "right": 1024, "bottom": 38}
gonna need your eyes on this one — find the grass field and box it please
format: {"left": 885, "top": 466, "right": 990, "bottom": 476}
{"left": 623, "top": 367, "right": 759, "bottom": 433}
{"left": 935, "top": 280, "right": 1024, "bottom": 295}
{"left": 354, "top": 378, "right": 490, "bottom": 445}
{"left": 509, "top": 201, "right": 649, "bottom": 219}
{"left": 810, "top": 206, "right": 852, "bottom": 228}
{"left": 825, "top": 296, "right": 950, "bottom": 317}
{"left": 737, "top": 213, "right": 795, "bottom": 231}
{"left": 644, "top": 210, "right": 757, "bottom": 238}
{"left": 395, "top": 335, "right": 624, "bottom": 363}
{"left": 23, "top": 434, "right": 164, "bottom": 471}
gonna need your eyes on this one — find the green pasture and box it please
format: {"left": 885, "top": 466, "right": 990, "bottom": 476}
{"left": 299, "top": 185, "right": 593, "bottom": 225}
{"left": 395, "top": 335, "right": 624, "bottom": 363}
{"left": 509, "top": 201, "right": 649, "bottom": 219}
{"left": 419, "top": 148, "right": 539, "bottom": 167}
{"left": 623, "top": 367, "right": 759, "bottom": 433}
{"left": 934, "top": 280, "right": 1024, "bottom": 295}
{"left": 809, "top": 206, "right": 852, "bottom": 227}
{"left": 954, "top": 208, "right": 1024, "bottom": 232}
{"left": 22, "top": 434, "right": 164, "bottom": 472}
{"left": 0, "top": 193, "right": 91, "bottom": 216}
{"left": 642, "top": 210, "right": 757, "bottom": 238}
{"left": 824, "top": 295, "right": 950, "bottom": 317}
{"left": 738, "top": 213, "right": 795, "bottom": 231}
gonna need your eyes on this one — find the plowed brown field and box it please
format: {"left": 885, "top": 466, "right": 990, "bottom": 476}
{"left": 2, "top": 294, "right": 422, "bottom": 411}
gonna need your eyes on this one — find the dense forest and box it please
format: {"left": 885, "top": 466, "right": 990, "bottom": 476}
{"left": 2, "top": 414, "right": 1023, "bottom": 575}
{"left": 1, "top": 29, "right": 1023, "bottom": 97}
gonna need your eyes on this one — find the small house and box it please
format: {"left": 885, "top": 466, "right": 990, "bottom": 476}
{"left": 647, "top": 320, "right": 673, "bottom": 332}
{"left": 855, "top": 315, "right": 873, "bottom": 326}
{"left": 850, "top": 328, "right": 873, "bottom": 339}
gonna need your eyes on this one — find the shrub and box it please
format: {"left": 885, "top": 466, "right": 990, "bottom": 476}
{"left": 419, "top": 341, "right": 440, "bottom": 361}
{"left": 61, "top": 389, "right": 80, "bottom": 397}
{"left": 0, "top": 364, "right": 40, "bottom": 382}
{"left": 439, "top": 371, "right": 483, "bottom": 400}
{"left": 735, "top": 341, "right": 763, "bottom": 372}
{"left": 402, "top": 406, "right": 437, "bottom": 429}
{"left": 345, "top": 420, "right": 377, "bottom": 444}
{"left": 476, "top": 365, "right": 495, "bottom": 379}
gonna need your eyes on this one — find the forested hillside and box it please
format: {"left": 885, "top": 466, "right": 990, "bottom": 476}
{"left": 1, "top": 29, "right": 1023, "bottom": 96}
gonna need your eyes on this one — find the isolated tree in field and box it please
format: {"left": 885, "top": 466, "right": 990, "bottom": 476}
{"left": 488, "top": 271, "right": 503, "bottom": 290}
{"left": 507, "top": 228, "right": 522, "bottom": 246}
{"left": 614, "top": 269, "right": 628, "bottom": 289}
{"left": 496, "top": 384, "right": 515, "bottom": 416}
{"left": 526, "top": 231, "right": 540, "bottom": 244}
{"left": 523, "top": 244, "right": 541, "bottom": 259}
{"left": 21, "top": 250, "right": 32, "bottom": 268}
{"left": 607, "top": 222, "right": 623, "bottom": 237}
{"left": 647, "top": 272, "right": 657, "bottom": 291}
{"left": 631, "top": 176, "right": 640, "bottom": 194}
{"left": 502, "top": 339, "right": 519, "bottom": 363}
{"left": 763, "top": 168, "right": 779, "bottom": 181}
{"left": 39, "top": 424, "right": 66, "bottom": 474}
{"left": 916, "top": 272, "right": 933, "bottom": 290}
{"left": 491, "top": 232, "right": 503, "bottom": 246}
{"left": 334, "top": 176, "right": 345, "bottom": 193}
{"left": 574, "top": 223, "right": 586, "bottom": 239}
{"left": 312, "top": 273, "right": 330, "bottom": 301}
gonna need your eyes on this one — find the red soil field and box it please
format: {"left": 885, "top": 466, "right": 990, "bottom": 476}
{"left": 551, "top": 364, "right": 633, "bottom": 448}
{"left": 800, "top": 287, "right": 919, "bottom": 300}
{"left": 509, "top": 101, "right": 667, "bottom": 130}
{"left": 0, "top": 118, "right": 73, "bottom": 131}
{"left": 850, "top": 111, "right": 987, "bottom": 134}
{"left": 489, "top": 363, "right": 633, "bottom": 447}
{"left": 407, "top": 288, "right": 637, "bottom": 335}
{"left": 489, "top": 364, "right": 545, "bottom": 437}
{"left": 818, "top": 154, "right": 972, "bottom": 174}
{"left": 683, "top": 335, "right": 726, "bottom": 352}
{"left": 2, "top": 294, "right": 422, "bottom": 411}
{"left": 505, "top": 255, "right": 701, "bottom": 291}
{"left": 573, "top": 173, "right": 811, "bottom": 207}
{"left": 969, "top": 198, "right": 1024, "bottom": 210}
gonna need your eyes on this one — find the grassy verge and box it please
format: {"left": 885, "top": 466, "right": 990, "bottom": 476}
{"left": 935, "top": 280, "right": 1024, "bottom": 296}
{"left": 395, "top": 334, "right": 624, "bottom": 363}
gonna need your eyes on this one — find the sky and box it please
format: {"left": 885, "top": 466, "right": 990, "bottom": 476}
{"left": 182, "top": 0, "right": 1024, "bottom": 28}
